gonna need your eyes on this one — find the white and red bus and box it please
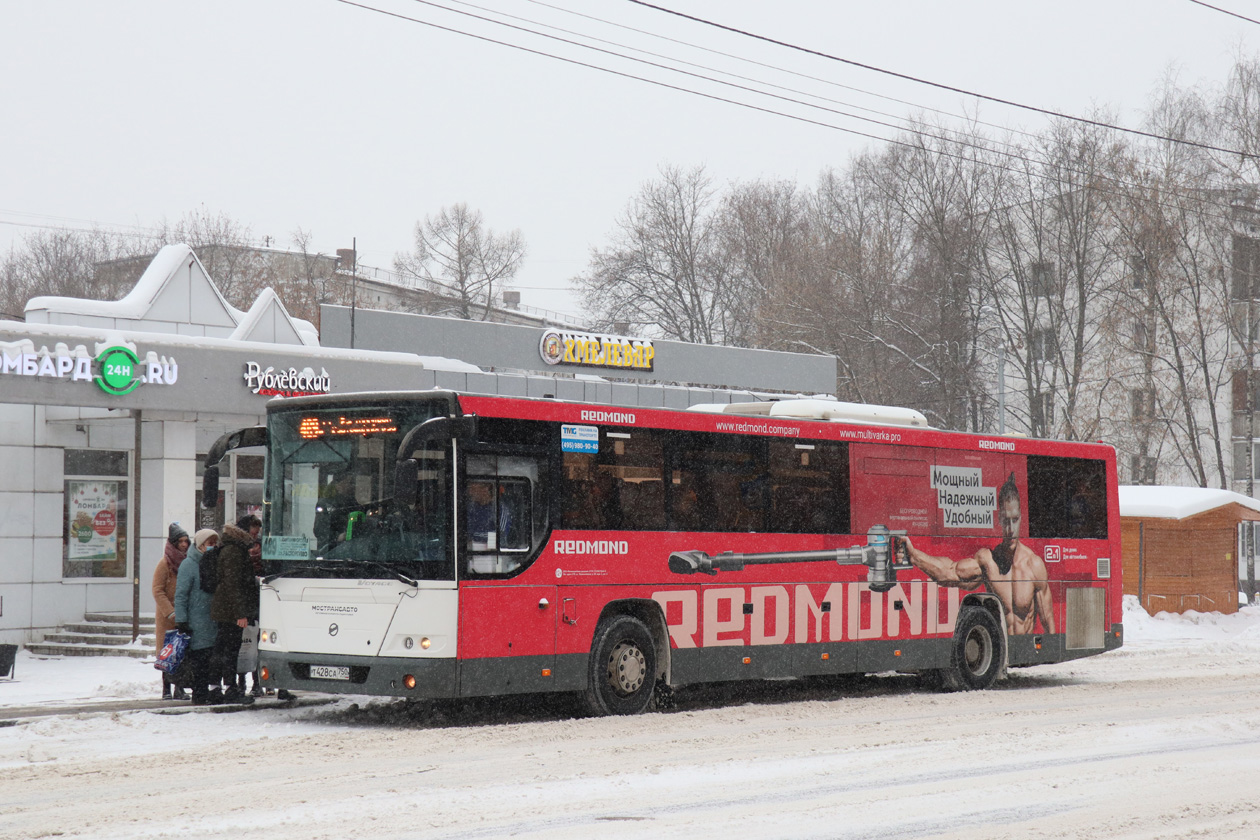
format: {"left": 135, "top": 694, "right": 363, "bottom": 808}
{"left": 203, "top": 390, "right": 1121, "bottom": 714}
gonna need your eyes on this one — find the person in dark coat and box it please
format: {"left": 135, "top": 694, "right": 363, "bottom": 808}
{"left": 175, "top": 529, "right": 222, "bottom": 705}
{"left": 209, "top": 522, "right": 259, "bottom": 705}
{"left": 235, "top": 514, "right": 265, "bottom": 696}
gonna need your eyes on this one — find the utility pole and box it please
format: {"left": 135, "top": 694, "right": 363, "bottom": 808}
{"left": 1247, "top": 294, "right": 1256, "bottom": 602}
{"left": 349, "top": 236, "right": 357, "bottom": 349}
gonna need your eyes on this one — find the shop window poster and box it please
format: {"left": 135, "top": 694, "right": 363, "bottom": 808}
{"left": 67, "top": 481, "right": 120, "bottom": 562}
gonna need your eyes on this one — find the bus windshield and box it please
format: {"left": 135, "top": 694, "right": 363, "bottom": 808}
{"left": 263, "top": 402, "right": 454, "bottom": 581}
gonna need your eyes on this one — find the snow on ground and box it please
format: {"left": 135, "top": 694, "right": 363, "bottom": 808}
{"left": 1, "top": 594, "right": 1258, "bottom": 769}
{"left": 6, "top": 594, "right": 1253, "bottom": 712}
{"left": 1, "top": 647, "right": 161, "bottom": 708}
{"left": 6, "top": 597, "right": 1260, "bottom": 840}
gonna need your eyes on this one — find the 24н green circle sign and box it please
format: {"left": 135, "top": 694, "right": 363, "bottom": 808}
{"left": 95, "top": 346, "right": 140, "bottom": 395}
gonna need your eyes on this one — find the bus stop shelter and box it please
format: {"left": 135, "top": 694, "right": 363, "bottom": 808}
{"left": 1120, "top": 485, "right": 1260, "bottom": 615}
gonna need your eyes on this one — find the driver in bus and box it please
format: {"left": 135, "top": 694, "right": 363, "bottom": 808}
{"left": 467, "top": 479, "right": 512, "bottom": 550}
{"left": 315, "top": 465, "right": 359, "bottom": 547}
{"left": 900, "top": 472, "right": 1056, "bottom": 635}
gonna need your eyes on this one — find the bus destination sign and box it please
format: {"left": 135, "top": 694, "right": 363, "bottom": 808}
{"left": 297, "top": 415, "right": 399, "bottom": 439}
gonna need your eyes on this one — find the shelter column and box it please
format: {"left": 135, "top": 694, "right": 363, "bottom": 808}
{"left": 137, "top": 415, "right": 197, "bottom": 618}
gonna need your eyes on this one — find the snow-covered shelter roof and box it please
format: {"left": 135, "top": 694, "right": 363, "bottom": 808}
{"left": 229, "top": 287, "right": 318, "bottom": 346}
{"left": 23, "top": 244, "right": 318, "bottom": 345}
{"left": 1119, "top": 485, "right": 1260, "bottom": 520}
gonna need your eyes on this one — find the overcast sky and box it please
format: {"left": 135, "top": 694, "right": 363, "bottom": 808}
{"left": 3, "top": 1, "right": 1256, "bottom": 320}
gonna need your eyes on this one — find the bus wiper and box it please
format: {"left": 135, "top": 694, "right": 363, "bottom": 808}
{"left": 266, "top": 557, "right": 418, "bottom": 587}
{"left": 348, "top": 558, "right": 419, "bottom": 588}
{"left": 262, "top": 563, "right": 336, "bottom": 584}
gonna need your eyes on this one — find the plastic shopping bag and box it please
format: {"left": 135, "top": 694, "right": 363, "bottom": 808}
{"left": 237, "top": 624, "right": 260, "bottom": 673}
{"left": 154, "top": 629, "right": 191, "bottom": 674}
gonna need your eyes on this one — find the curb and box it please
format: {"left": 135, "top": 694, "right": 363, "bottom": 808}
{"left": 0, "top": 695, "right": 336, "bottom": 724}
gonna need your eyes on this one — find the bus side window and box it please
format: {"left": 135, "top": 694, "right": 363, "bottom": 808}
{"left": 1027, "top": 455, "right": 1107, "bottom": 539}
{"left": 667, "top": 432, "right": 765, "bottom": 532}
{"left": 767, "top": 439, "right": 850, "bottom": 534}
{"left": 465, "top": 454, "right": 543, "bottom": 576}
{"left": 561, "top": 428, "right": 665, "bottom": 531}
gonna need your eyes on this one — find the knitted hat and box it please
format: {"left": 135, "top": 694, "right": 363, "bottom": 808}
{"left": 193, "top": 529, "right": 218, "bottom": 550}
{"left": 167, "top": 522, "right": 189, "bottom": 545}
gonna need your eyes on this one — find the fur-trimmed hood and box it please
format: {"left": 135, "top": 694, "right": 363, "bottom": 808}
{"left": 221, "top": 523, "right": 253, "bottom": 547}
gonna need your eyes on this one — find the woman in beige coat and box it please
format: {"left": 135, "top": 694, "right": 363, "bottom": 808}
{"left": 153, "top": 522, "right": 190, "bottom": 699}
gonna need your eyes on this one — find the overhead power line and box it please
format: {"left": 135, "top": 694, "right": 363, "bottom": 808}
{"left": 518, "top": 0, "right": 1046, "bottom": 145}
{"left": 1188, "top": 0, "right": 1260, "bottom": 26}
{"left": 333, "top": 0, "right": 1253, "bottom": 230}
{"left": 415, "top": 0, "right": 1054, "bottom": 171}
{"left": 504, "top": 0, "right": 1254, "bottom": 226}
{"left": 624, "top": 0, "right": 1259, "bottom": 161}
{"left": 0, "top": 217, "right": 161, "bottom": 241}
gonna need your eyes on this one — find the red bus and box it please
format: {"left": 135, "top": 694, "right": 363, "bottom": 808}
{"left": 203, "top": 390, "right": 1121, "bottom": 714}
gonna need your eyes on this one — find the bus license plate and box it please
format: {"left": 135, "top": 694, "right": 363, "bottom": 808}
{"left": 310, "top": 665, "right": 351, "bottom": 681}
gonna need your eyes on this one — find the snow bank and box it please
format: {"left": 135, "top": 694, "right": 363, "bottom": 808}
{"left": 1121, "top": 593, "right": 1260, "bottom": 648}
{"left": 0, "top": 651, "right": 159, "bottom": 708}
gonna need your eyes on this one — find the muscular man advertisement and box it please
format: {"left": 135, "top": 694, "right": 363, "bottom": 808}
{"left": 902, "top": 471, "right": 1055, "bottom": 635}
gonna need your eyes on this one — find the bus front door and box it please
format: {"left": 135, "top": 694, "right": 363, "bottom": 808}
{"left": 457, "top": 584, "right": 558, "bottom": 696}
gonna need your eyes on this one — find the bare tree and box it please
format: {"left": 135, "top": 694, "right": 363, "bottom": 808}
{"left": 577, "top": 165, "right": 743, "bottom": 344}
{"left": 153, "top": 207, "right": 267, "bottom": 308}
{"left": 982, "top": 119, "right": 1127, "bottom": 441}
{"left": 865, "top": 121, "right": 998, "bottom": 430}
{"left": 394, "top": 204, "right": 525, "bottom": 321}
{"left": 0, "top": 227, "right": 150, "bottom": 318}
{"left": 768, "top": 156, "right": 916, "bottom": 403}
{"left": 718, "top": 178, "right": 814, "bottom": 349}
{"left": 286, "top": 228, "right": 350, "bottom": 328}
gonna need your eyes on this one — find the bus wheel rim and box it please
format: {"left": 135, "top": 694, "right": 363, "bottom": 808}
{"left": 606, "top": 641, "right": 647, "bottom": 696}
{"left": 964, "top": 627, "right": 992, "bottom": 675}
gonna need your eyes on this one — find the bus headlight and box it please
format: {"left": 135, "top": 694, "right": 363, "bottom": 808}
{"left": 420, "top": 637, "right": 432, "bottom": 650}
{"left": 403, "top": 674, "right": 417, "bottom": 690}
{"left": 263, "top": 630, "right": 278, "bottom": 645}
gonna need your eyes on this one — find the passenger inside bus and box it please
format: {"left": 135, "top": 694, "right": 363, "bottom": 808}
{"left": 671, "top": 473, "right": 704, "bottom": 531}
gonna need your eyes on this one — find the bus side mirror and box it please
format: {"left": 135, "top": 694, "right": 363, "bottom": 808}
{"left": 202, "top": 425, "right": 266, "bottom": 511}
{"left": 394, "top": 459, "right": 419, "bottom": 507}
{"left": 202, "top": 466, "right": 220, "bottom": 508}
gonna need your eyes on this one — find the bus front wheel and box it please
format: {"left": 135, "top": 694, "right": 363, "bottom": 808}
{"left": 940, "top": 605, "right": 1004, "bottom": 691}
{"left": 583, "top": 615, "right": 658, "bottom": 716}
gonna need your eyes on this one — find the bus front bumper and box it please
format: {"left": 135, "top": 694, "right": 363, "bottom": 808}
{"left": 260, "top": 651, "right": 458, "bottom": 699}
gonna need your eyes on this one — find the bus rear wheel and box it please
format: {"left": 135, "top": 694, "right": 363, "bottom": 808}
{"left": 940, "top": 605, "right": 1004, "bottom": 691}
{"left": 584, "top": 615, "right": 657, "bottom": 716}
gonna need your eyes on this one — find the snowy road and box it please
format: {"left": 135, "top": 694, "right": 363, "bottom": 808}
{"left": 5, "top": 602, "right": 1260, "bottom": 839}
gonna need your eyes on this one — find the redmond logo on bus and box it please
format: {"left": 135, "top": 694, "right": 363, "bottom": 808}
{"left": 553, "top": 539, "right": 630, "bottom": 555}
{"left": 580, "top": 409, "right": 635, "bottom": 424}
